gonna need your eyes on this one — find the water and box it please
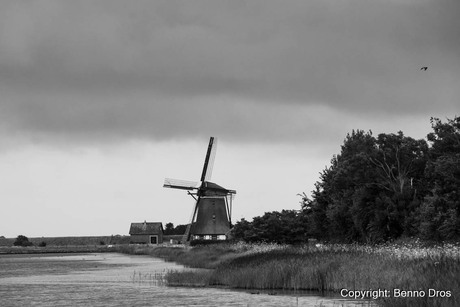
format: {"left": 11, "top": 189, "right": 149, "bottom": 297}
{"left": 0, "top": 253, "right": 373, "bottom": 306}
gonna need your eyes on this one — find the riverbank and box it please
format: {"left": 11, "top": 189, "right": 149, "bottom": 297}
{"left": 0, "top": 245, "right": 115, "bottom": 254}
{"left": 116, "top": 242, "right": 460, "bottom": 307}
{"left": 0, "top": 235, "right": 130, "bottom": 254}
{"left": 0, "top": 235, "right": 131, "bottom": 247}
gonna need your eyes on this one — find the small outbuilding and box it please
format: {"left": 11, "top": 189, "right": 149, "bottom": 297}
{"left": 129, "top": 221, "right": 164, "bottom": 244}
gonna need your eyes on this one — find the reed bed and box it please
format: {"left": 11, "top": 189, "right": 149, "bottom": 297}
{"left": 157, "top": 242, "right": 460, "bottom": 307}
{"left": 130, "top": 270, "right": 167, "bottom": 286}
{"left": 165, "top": 269, "right": 214, "bottom": 287}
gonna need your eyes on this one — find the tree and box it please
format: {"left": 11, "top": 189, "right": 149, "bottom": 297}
{"left": 367, "top": 132, "right": 429, "bottom": 239}
{"left": 419, "top": 116, "right": 460, "bottom": 240}
{"left": 163, "top": 223, "right": 188, "bottom": 235}
{"left": 231, "top": 218, "right": 252, "bottom": 241}
{"left": 239, "top": 117, "right": 458, "bottom": 243}
{"left": 14, "top": 235, "right": 33, "bottom": 247}
{"left": 232, "top": 210, "right": 308, "bottom": 244}
{"left": 164, "top": 222, "right": 175, "bottom": 235}
{"left": 303, "top": 129, "right": 429, "bottom": 243}
{"left": 172, "top": 224, "right": 187, "bottom": 235}
{"left": 370, "top": 132, "right": 428, "bottom": 196}
{"left": 427, "top": 117, "right": 460, "bottom": 158}
{"left": 306, "top": 130, "right": 381, "bottom": 242}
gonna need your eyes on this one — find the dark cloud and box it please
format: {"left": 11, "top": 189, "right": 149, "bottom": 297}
{"left": 0, "top": 0, "right": 458, "bottom": 143}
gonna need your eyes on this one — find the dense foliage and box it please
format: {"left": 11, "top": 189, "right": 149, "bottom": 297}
{"left": 232, "top": 117, "right": 460, "bottom": 243}
{"left": 164, "top": 223, "right": 188, "bottom": 235}
{"left": 231, "top": 210, "right": 308, "bottom": 244}
{"left": 13, "top": 235, "right": 33, "bottom": 247}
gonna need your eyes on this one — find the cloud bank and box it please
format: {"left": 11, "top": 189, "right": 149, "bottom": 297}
{"left": 1, "top": 0, "right": 458, "bottom": 144}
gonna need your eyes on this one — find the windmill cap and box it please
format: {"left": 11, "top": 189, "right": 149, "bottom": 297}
{"left": 202, "top": 181, "right": 236, "bottom": 194}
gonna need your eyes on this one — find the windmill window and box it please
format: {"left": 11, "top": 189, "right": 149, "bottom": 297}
{"left": 212, "top": 214, "right": 216, "bottom": 220}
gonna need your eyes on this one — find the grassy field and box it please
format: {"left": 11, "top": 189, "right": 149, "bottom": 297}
{"left": 116, "top": 241, "right": 460, "bottom": 307}
{"left": 0, "top": 235, "right": 131, "bottom": 254}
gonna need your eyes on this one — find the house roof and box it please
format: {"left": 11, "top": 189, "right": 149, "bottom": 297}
{"left": 129, "top": 222, "right": 163, "bottom": 235}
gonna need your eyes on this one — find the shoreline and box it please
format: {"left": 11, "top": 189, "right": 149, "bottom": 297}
{"left": 0, "top": 245, "right": 114, "bottom": 254}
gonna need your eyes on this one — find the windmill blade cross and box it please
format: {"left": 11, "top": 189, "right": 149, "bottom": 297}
{"left": 163, "top": 136, "right": 236, "bottom": 242}
{"left": 200, "top": 137, "right": 217, "bottom": 182}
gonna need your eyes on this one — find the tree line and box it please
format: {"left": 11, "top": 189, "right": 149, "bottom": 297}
{"left": 164, "top": 223, "right": 187, "bottom": 235}
{"left": 232, "top": 116, "right": 460, "bottom": 244}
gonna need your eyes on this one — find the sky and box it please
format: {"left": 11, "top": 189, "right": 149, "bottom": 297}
{"left": 0, "top": 0, "right": 458, "bottom": 238}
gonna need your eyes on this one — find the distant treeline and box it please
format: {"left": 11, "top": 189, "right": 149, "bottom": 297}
{"left": 164, "top": 223, "right": 187, "bottom": 235}
{"left": 0, "top": 235, "right": 131, "bottom": 247}
{"left": 232, "top": 116, "right": 460, "bottom": 244}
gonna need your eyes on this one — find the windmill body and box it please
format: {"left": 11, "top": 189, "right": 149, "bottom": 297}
{"left": 163, "top": 137, "right": 236, "bottom": 242}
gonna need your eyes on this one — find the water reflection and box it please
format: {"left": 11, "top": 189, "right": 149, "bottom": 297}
{"left": 0, "top": 253, "right": 374, "bottom": 306}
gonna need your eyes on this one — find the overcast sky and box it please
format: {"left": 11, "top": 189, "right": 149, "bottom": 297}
{"left": 1, "top": 0, "right": 458, "bottom": 238}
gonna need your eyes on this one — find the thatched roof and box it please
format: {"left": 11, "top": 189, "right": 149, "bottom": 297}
{"left": 129, "top": 222, "right": 163, "bottom": 235}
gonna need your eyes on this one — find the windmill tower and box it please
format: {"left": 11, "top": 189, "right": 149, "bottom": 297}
{"left": 163, "top": 137, "right": 236, "bottom": 242}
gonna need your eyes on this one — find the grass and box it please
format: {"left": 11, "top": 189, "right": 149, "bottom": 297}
{"left": 114, "top": 243, "right": 240, "bottom": 269}
{"left": 120, "top": 241, "right": 460, "bottom": 307}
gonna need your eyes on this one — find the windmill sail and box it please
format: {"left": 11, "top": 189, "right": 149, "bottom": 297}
{"left": 200, "top": 137, "right": 217, "bottom": 182}
{"left": 163, "top": 178, "right": 200, "bottom": 190}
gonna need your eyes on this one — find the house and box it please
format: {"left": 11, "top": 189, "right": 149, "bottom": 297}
{"left": 129, "top": 221, "right": 164, "bottom": 244}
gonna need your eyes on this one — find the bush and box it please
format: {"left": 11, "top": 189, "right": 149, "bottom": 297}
{"left": 38, "top": 241, "right": 47, "bottom": 247}
{"left": 13, "top": 235, "right": 33, "bottom": 247}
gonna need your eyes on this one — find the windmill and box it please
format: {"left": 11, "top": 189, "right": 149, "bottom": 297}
{"left": 163, "top": 137, "right": 236, "bottom": 242}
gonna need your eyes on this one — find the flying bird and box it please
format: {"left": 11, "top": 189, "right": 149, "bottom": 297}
{"left": 421, "top": 67, "right": 428, "bottom": 71}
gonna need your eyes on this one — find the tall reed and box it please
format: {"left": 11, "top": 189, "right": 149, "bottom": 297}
{"left": 161, "top": 242, "right": 460, "bottom": 307}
